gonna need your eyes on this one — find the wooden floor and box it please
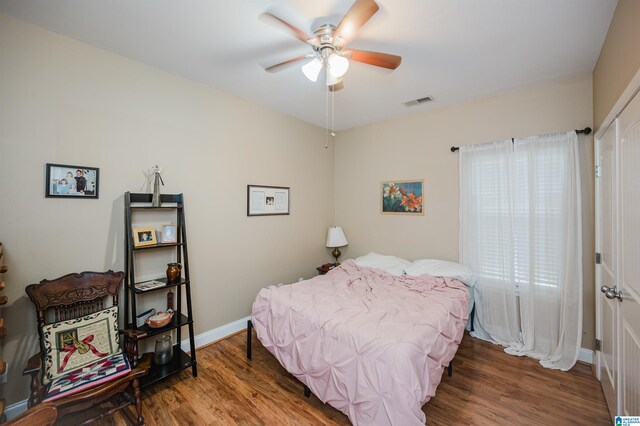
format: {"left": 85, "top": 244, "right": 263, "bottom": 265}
{"left": 88, "top": 330, "right": 610, "bottom": 425}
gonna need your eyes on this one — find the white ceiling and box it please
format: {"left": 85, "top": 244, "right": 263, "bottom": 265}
{"left": 0, "top": 0, "right": 617, "bottom": 131}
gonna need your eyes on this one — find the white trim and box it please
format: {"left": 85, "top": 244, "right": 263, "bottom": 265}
{"left": 578, "top": 347, "right": 594, "bottom": 364}
{"left": 181, "top": 315, "right": 250, "bottom": 353}
{"left": 5, "top": 399, "right": 28, "bottom": 420}
{"left": 595, "top": 66, "right": 640, "bottom": 140}
{"left": 594, "top": 131, "right": 604, "bottom": 380}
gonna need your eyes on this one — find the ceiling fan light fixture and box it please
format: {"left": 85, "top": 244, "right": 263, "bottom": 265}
{"left": 326, "top": 68, "right": 342, "bottom": 86}
{"left": 327, "top": 53, "right": 349, "bottom": 78}
{"left": 263, "top": 0, "right": 401, "bottom": 91}
{"left": 302, "top": 57, "right": 323, "bottom": 82}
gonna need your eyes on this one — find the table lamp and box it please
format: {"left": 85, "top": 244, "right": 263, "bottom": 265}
{"left": 326, "top": 226, "right": 348, "bottom": 265}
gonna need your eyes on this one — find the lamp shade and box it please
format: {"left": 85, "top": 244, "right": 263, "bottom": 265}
{"left": 327, "top": 53, "right": 349, "bottom": 78}
{"left": 325, "top": 67, "right": 342, "bottom": 86}
{"left": 302, "top": 57, "right": 323, "bottom": 82}
{"left": 326, "top": 226, "right": 348, "bottom": 248}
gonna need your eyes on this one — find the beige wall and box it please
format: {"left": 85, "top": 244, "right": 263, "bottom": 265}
{"left": 593, "top": 0, "right": 640, "bottom": 129}
{"left": 335, "top": 75, "right": 595, "bottom": 349}
{"left": 0, "top": 14, "right": 334, "bottom": 405}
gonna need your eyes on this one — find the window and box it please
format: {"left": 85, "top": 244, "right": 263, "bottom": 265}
{"left": 464, "top": 137, "right": 571, "bottom": 290}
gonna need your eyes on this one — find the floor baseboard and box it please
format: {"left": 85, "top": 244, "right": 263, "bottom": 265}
{"left": 180, "top": 315, "right": 250, "bottom": 353}
{"left": 5, "top": 399, "right": 28, "bottom": 420}
{"left": 578, "top": 347, "right": 593, "bottom": 364}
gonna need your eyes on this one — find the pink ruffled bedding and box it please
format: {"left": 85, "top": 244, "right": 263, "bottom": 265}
{"left": 251, "top": 260, "right": 469, "bottom": 425}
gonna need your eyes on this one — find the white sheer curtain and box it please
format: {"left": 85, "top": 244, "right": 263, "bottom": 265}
{"left": 460, "top": 131, "right": 582, "bottom": 371}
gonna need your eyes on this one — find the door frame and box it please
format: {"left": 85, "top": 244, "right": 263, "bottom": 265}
{"left": 595, "top": 66, "right": 640, "bottom": 142}
{"left": 595, "top": 132, "right": 601, "bottom": 382}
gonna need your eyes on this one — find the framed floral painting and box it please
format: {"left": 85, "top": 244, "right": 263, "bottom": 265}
{"left": 381, "top": 180, "right": 424, "bottom": 215}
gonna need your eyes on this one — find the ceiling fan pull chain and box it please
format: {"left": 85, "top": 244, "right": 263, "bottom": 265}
{"left": 326, "top": 79, "right": 329, "bottom": 149}
{"left": 332, "top": 88, "right": 335, "bottom": 143}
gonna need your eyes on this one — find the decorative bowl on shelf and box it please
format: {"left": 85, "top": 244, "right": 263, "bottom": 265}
{"left": 145, "top": 309, "right": 174, "bottom": 328}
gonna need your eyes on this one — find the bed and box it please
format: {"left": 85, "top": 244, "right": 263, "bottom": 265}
{"left": 250, "top": 257, "right": 471, "bottom": 425}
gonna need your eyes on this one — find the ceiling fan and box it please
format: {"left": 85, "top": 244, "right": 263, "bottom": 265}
{"left": 262, "top": 0, "right": 402, "bottom": 91}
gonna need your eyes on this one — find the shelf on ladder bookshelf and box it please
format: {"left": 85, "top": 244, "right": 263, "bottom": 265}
{"left": 132, "top": 242, "right": 185, "bottom": 251}
{"left": 140, "top": 345, "right": 194, "bottom": 388}
{"left": 131, "top": 277, "right": 189, "bottom": 294}
{"left": 126, "top": 313, "right": 193, "bottom": 339}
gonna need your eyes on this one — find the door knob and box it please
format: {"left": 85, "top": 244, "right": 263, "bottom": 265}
{"left": 601, "top": 285, "right": 611, "bottom": 293}
{"left": 605, "top": 288, "right": 623, "bottom": 301}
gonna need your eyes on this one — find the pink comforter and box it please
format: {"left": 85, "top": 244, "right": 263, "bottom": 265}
{"left": 251, "top": 260, "right": 469, "bottom": 425}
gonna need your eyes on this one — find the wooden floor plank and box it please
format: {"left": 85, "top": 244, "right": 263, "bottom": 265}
{"left": 79, "top": 331, "right": 609, "bottom": 425}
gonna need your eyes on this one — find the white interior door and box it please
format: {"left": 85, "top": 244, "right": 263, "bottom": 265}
{"left": 619, "top": 91, "right": 640, "bottom": 417}
{"left": 596, "top": 121, "right": 619, "bottom": 418}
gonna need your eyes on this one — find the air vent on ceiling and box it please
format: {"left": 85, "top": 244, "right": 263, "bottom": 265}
{"left": 403, "top": 96, "right": 433, "bottom": 107}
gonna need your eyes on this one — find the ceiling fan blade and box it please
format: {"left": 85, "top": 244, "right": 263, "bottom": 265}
{"left": 261, "top": 13, "right": 319, "bottom": 47}
{"left": 333, "top": 0, "right": 379, "bottom": 46}
{"left": 264, "top": 55, "right": 308, "bottom": 73}
{"left": 329, "top": 81, "right": 344, "bottom": 92}
{"left": 344, "top": 48, "right": 402, "bottom": 70}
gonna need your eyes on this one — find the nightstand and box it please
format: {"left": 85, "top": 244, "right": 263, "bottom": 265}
{"left": 317, "top": 263, "right": 337, "bottom": 275}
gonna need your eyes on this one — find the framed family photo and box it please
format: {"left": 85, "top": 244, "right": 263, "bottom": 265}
{"left": 133, "top": 227, "right": 157, "bottom": 247}
{"left": 247, "top": 185, "right": 290, "bottom": 216}
{"left": 45, "top": 163, "right": 100, "bottom": 199}
{"left": 381, "top": 179, "right": 424, "bottom": 215}
{"left": 161, "top": 224, "right": 177, "bottom": 243}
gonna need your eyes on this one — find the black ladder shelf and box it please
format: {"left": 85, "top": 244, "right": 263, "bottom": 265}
{"left": 124, "top": 192, "right": 197, "bottom": 387}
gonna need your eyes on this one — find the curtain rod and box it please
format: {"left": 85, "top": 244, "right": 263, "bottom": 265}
{"left": 449, "top": 127, "right": 592, "bottom": 152}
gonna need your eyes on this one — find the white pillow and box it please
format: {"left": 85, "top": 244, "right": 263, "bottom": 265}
{"left": 405, "top": 259, "right": 476, "bottom": 287}
{"left": 353, "top": 252, "right": 412, "bottom": 276}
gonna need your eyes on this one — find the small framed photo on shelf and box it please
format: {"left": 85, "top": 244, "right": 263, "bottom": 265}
{"left": 161, "top": 225, "right": 177, "bottom": 243}
{"left": 133, "top": 227, "right": 157, "bottom": 247}
{"left": 45, "top": 163, "right": 100, "bottom": 199}
{"left": 247, "top": 185, "right": 290, "bottom": 216}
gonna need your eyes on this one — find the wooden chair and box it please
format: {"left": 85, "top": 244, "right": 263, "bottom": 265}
{"left": 4, "top": 403, "right": 57, "bottom": 426}
{"left": 23, "top": 271, "right": 151, "bottom": 425}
